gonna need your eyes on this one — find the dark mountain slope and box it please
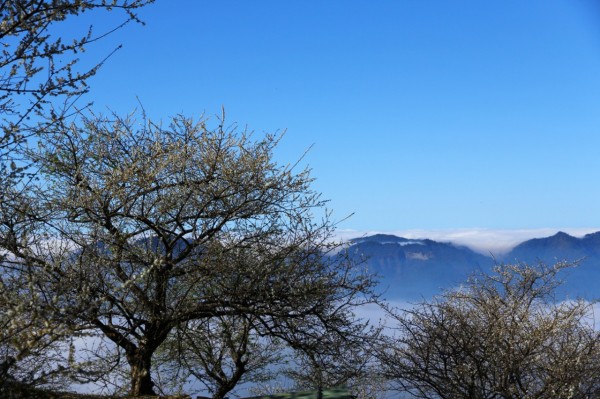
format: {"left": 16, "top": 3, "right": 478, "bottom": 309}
{"left": 347, "top": 232, "right": 600, "bottom": 300}
{"left": 503, "top": 232, "right": 600, "bottom": 299}
{"left": 348, "top": 234, "right": 494, "bottom": 299}
{"left": 505, "top": 231, "right": 588, "bottom": 264}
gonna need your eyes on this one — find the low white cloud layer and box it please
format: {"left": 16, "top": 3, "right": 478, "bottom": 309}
{"left": 336, "top": 227, "right": 600, "bottom": 256}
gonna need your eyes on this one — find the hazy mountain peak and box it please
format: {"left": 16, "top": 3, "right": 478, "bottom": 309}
{"left": 511, "top": 231, "right": 581, "bottom": 252}
{"left": 553, "top": 231, "right": 573, "bottom": 238}
{"left": 350, "top": 234, "right": 424, "bottom": 245}
{"left": 583, "top": 231, "right": 600, "bottom": 241}
{"left": 347, "top": 232, "right": 600, "bottom": 300}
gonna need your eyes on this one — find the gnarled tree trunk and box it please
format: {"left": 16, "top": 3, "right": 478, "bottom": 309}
{"left": 127, "top": 348, "right": 156, "bottom": 396}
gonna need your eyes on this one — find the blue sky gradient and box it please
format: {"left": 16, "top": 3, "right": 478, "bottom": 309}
{"left": 67, "top": 1, "right": 600, "bottom": 233}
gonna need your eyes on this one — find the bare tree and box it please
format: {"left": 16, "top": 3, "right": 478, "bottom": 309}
{"left": 0, "top": 0, "right": 153, "bottom": 183}
{"left": 0, "top": 0, "right": 153, "bottom": 125}
{"left": 1, "top": 2, "right": 154, "bottom": 393}
{"left": 285, "top": 318, "right": 383, "bottom": 399}
{"left": 156, "top": 314, "right": 285, "bottom": 399}
{"left": 0, "top": 111, "right": 377, "bottom": 396}
{"left": 0, "top": 267, "right": 69, "bottom": 390}
{"left": 379, "top": 262, "right": 600, "bottom": 399}
{"left": 0, "top": 184, "right": 123, "bottom": 396}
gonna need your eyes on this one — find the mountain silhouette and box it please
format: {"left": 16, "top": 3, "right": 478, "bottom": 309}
{"left": 502, "top": 231, "right": 600, "bottom": 299}
{"left": 348, "top": 232, "right": 600, "bottom": 300}
{"left": 347, "top": 234, "right": 493, "bottom": 299}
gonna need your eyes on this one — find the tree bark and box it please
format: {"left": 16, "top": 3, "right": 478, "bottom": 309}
{"left": 127, "top": 349, "right": 156, "bottom": 396}
{"left": 212, "top": 361, "right": 246, "bottom": 399}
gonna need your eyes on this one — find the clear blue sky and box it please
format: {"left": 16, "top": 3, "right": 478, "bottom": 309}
{"left": 69, "top": 0, "right": 600, "bottom": 232}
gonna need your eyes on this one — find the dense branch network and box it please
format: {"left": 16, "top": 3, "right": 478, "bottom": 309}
{"left": 0, "top": 111, "right": 378, "bottom": 396}
{"left": 0, "top": 0, "right": 153, "bottom": 172}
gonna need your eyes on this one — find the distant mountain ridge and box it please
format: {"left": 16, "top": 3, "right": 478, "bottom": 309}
{"left": 347, "top": 232, "right": 600, "bottom": 300}
{"left": 506, "top": 231, "right": 600, "bottom": 262}
{"left": 502, "top": 231, "right": 600, "bottom": 299}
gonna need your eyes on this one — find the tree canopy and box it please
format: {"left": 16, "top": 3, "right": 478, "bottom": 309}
{"left": 0, "top": 111, "right": 378, "bottom": 396}
{"left": 379, "top": 262, "right": 600, "bottom": 399}
{"left": 1, "top": 1, "right": 154, "bottom": 395}
{"left": 0, "top": 1, "right": 383, "bottom": 397}
{"left": 1, "top": 0, "right": 153, "bottom": 175}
